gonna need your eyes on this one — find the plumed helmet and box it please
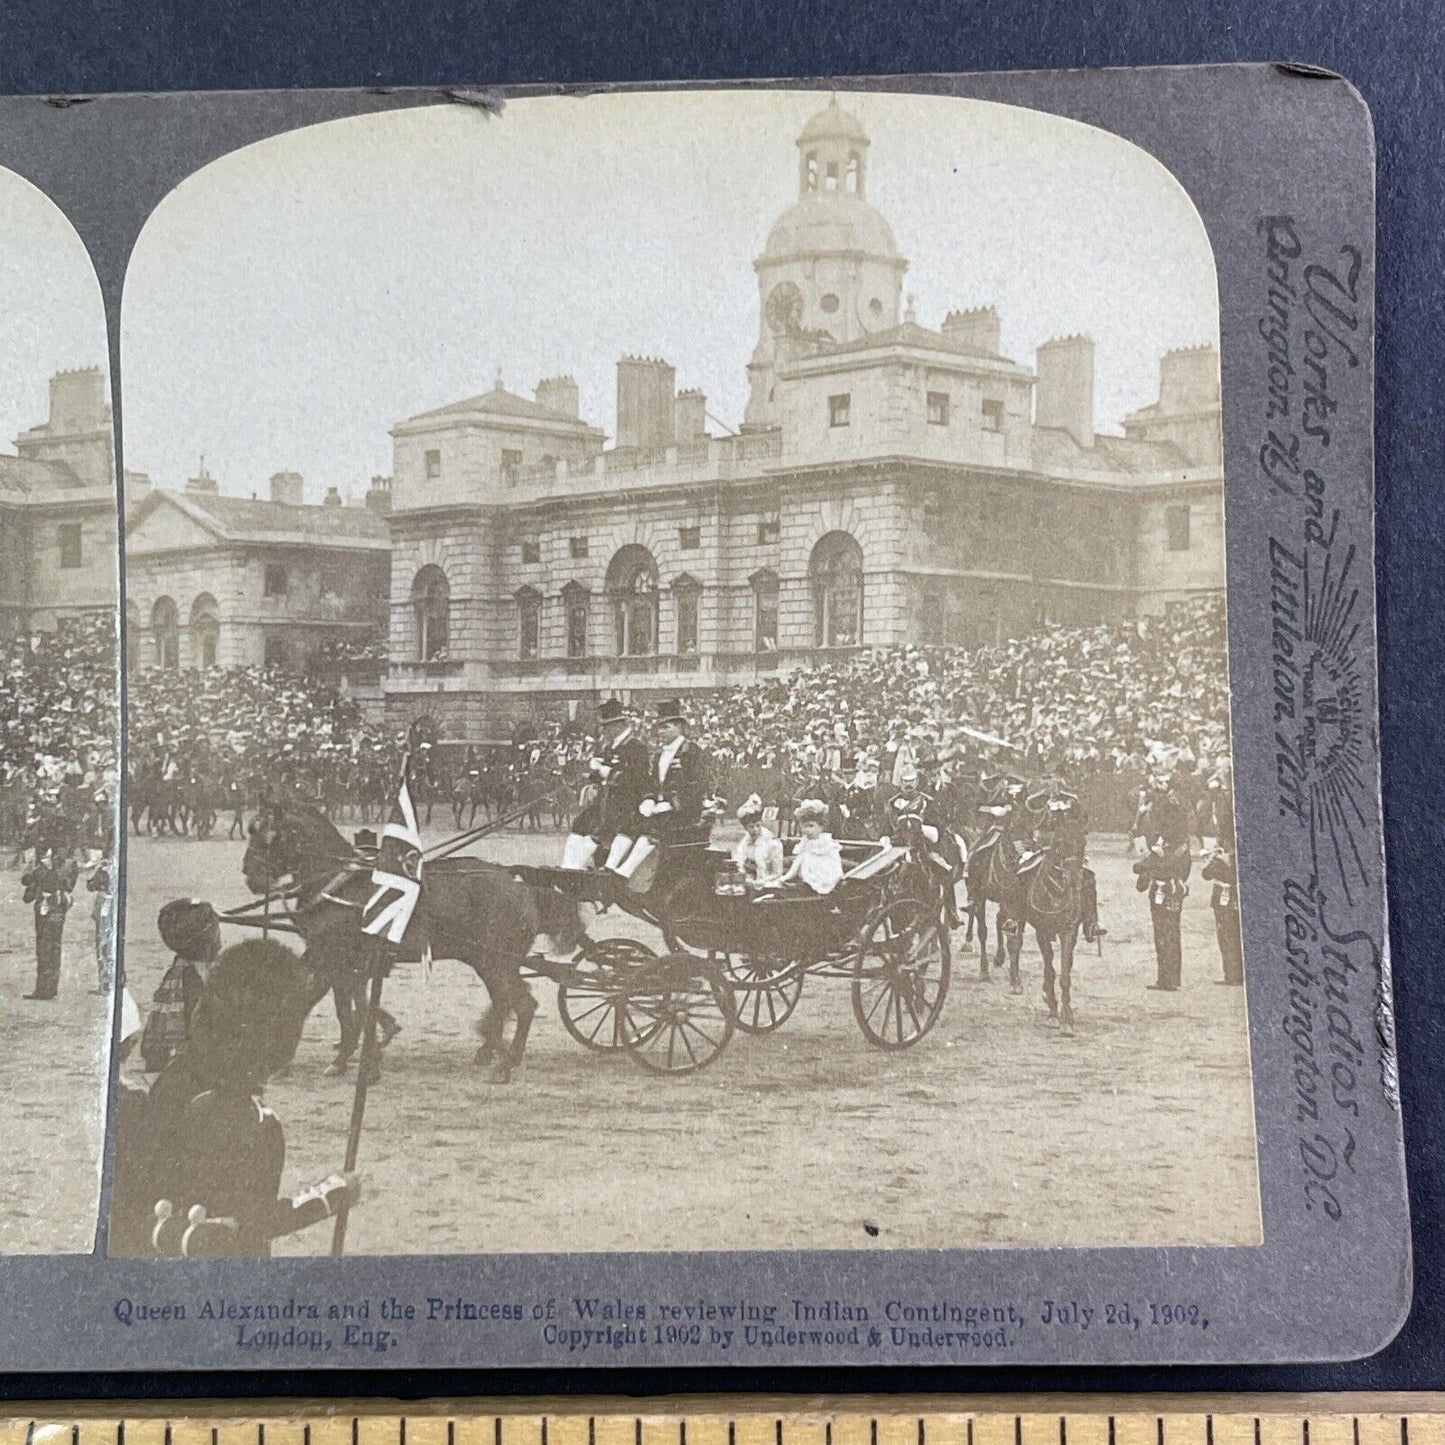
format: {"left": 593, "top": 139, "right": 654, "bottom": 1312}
{"left": 157, "top": 898, "right": 221, "bottom": 961}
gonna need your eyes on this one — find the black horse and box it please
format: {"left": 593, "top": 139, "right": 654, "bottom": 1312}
{"left": 241, "top": 798, "right": 585, "bottom": 1082}
{"left": 963, "top": 780, "right": 1030, "bottom": 987}
{"left": 1012, "top": 837, "right": 1085, "bottom": 1036}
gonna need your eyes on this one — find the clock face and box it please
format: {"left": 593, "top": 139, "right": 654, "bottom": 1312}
{"left": 765, "top": 280, "right": 804, "bottom": 336}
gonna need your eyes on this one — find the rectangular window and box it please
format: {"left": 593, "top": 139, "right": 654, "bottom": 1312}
{"left": 58, "top": 524, "right": 82, "bottom": 569}
{"left": 424, "top": 448, "right": 442, "bottom": 479}
{"left": 981, "top": 399, "right": 1004, "bottom": 432}
{"left": 1166, "top": 503, "right": 1192, "bottom": 552}
{"left": 757, "top": 518, "right": 780, "bottom": 545}
{"left": 755, "top": 590, "right": 779, "bottom": 654}
{"left": 927, "top": 391, "right": 950, "bottom": 426}
{"left": 521, "top": 540, "right": 541, "bottom": 565}
{"left": 569, "top": 536, "right": 589, "bottom": 559}
{"left": 566, "top": 600, "right": 588, "bottom": 658}
{"left": 679, "top": 525, "right": 701, "bottom": 551}
{"left": 264, "top": 564, "right": 289, "bottom": 597}
{"left": 677, "top": 592, "right": 699, "bottom": 655}
{"left": 519, "top": 604, "right": 539, "bottom": 660}
{"left": 828, "top": 393, "right": 851, "bottom": 428}
{"left": 501, "top": 448, "right": 523, "bottom": 482}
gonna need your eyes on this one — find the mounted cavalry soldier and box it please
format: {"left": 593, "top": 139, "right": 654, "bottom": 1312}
{"left": 561, "top": 697, "right": 651, "bottom": 871}
{"left": 884, "top": 764, "right": 961, "bottom": 927}
{"left": 1135, "top": 771, "right": 1194, "bottom": 991}
{"left": 611, "top": 698, "right": 709, "bottom": 883}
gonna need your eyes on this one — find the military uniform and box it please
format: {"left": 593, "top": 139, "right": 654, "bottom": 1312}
{"left": 21, "top": 851, "right": 77, "bottom": 1000}
{"left": 1201, "top": 847, "right": 1243, "bottom": 985}
{"left": 1137, "top": 786, "right": 1193, "bottom": 991}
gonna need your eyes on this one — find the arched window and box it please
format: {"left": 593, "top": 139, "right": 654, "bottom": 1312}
{"left": 751, "top": 568, "right": 780, "bottom": 654}
{"left": 809, "top": 532, "right": 863, "bottom": 649}
{"left": 562, "top": 581, "right": 590, "bottom": 659}
{"left": 673, "top": 573, "right": 701, "bottom": 657}
{"left": 189, "top": 593, "right": 220, "bottom": 669}
{"left": 516, "top": 586, "right": 542, "bottom": 660}
{"left": 411, "top": 565, "right": 450, "bottom": 661}
{"left": 151, "top": 596, "right": 179, "bottom": 670}
{"left": 605, "top": 544, "right": 658, "bottom": 657}
{"left": 125, "top": 600, "right": 141, "bottom": 678}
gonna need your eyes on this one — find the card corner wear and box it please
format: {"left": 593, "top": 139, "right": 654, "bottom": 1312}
{"left": 0, "top": 59, "right": 1403, "bottom": 1369}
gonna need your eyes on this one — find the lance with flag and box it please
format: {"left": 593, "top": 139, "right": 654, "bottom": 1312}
{"left": 361, "top": 761, "right": 424, "bottom": 945}
{"left": 333, "top": 754, "right": 423, "bottom": 1255}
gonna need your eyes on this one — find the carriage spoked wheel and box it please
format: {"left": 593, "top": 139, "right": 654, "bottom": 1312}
{"left": 714, "top": 950, "right": 804, "bottom": 1034}
{"left": 619, "top": 953, "right": 736, "bottom": 1075}
{"left": 557, "top": 938, "right": 659, "bottom": 1053}
{"left": 851, "top": 891, "right": 952, "bottom": 1050}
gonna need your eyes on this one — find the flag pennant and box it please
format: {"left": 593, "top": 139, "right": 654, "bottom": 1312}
{"left": 361, "top": 770, "right": 423, "bottom": 945}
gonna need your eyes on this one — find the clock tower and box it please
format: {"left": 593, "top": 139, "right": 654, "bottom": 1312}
{"left": 744, "top": 96, "right": 909, "bottom": 429}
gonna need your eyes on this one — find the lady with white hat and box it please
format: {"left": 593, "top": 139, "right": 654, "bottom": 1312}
{"left": 732, "top": 794, "right": 784, "bottom": 888}
{"left": 778, "top": 798, "right": 844, "bottom": 897}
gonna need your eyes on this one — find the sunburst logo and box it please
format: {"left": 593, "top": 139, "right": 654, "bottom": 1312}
{"left": 1300, "top": 543, "right": 1372, "bottom": 906}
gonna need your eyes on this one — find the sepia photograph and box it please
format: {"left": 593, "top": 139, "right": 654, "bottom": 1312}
{"left": 0, "top": 165, "right": 120, "bottom": 1252}
{"left": 109, "top": 88, "right": 1258, "bottom": 1259}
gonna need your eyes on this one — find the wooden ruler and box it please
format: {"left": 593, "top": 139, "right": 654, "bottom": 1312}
{"left": 7, "top": 1399, "right": 1445, "bottom": 1445}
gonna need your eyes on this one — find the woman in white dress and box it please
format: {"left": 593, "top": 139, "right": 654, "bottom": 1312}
{"left": 731, "top": 794, "right": 785, "bottom": 887}
{"left": 778, "top": 797, "right": 844, "bottom": 896}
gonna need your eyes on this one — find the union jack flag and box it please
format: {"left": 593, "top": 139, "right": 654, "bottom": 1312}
{"left": 361, "top": 769, "right": 423, "bottom": 945}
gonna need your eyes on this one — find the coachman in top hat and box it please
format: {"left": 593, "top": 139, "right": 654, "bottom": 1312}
{"left": 561, "top": 697, "right": 651, "bottom": 871}
{"left": 611, "top": 697, "right": 709, "bottom": 882}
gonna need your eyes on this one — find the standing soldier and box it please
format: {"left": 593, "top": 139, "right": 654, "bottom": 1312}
{"left": 86, "top": 849, "right": 115, "bottom": 994}
{"left": 21, "top": 842, "right": 78, "bottom": 1001}
{"left": 1201, "top": 844, "right": 1244, "bottom": 985}
{"left": 1135, "top": 773, "right": 1193, "bottom": 991}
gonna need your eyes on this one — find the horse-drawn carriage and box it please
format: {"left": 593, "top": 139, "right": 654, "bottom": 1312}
{"left": 510, "top": 821, "right": 952, "bottom": 1074}
{"left": 197, "top": 794, "right": 954, "bottom": 1082}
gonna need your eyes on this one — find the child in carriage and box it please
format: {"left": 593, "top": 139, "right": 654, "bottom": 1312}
{"left": 775, "top": 797, "right": 844, "bottom": 897}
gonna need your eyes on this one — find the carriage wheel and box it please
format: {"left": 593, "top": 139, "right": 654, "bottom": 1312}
{"left": 557, "top": 938, "right": 658, "bottom": 1053}
{"left": 716, "top": 950, "right": 804, "bottom": 1034}
{"left": 621, "top": 955, "right": 736, "bottom": 1075}
{"left": 851, "top": 893, "right": 951, "bottom": 1050}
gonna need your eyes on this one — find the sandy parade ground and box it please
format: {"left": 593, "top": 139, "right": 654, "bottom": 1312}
{"left": 0, "top": 826, "right": 1261, "bottom": 1256}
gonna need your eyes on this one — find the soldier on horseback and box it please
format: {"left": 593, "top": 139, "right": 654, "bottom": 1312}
{"left": 883, "top": 764, "right": 961, "bottom": 927}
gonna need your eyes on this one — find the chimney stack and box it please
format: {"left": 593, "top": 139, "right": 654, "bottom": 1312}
{"left": 941, "top": 305, "right": 1001, "bottom": 356}
{"left": 1157, "top": 343, "right": 1221, "bottom": 413}
{"left": 186, "top": 457, "right": 219, "bottom": 494}
{"left": 535, "top": 375, "right": 580, "bottom": 418}
{"left": 674, "top": 388, "right": 707, "bottom": 442}
{"left": 269, "top": 470, "right": 305, "bottom": 506}
{"left": 1034, "top": 335, "right": 1095, "bottom": 449}
{"left": 615, "top": 356, "right": 676, "bottom": 450}
{"left": 323, "top": 485, "right": 343, "bottom": 508}
{"left": 47, "top": 367, "right": 107, "bottom": 435}
{"left": 365, "top": 475, "right": 392, "bottom": 514}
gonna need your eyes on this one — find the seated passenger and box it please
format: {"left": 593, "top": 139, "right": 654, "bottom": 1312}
{"left": 777, "top": 798, "right": 844, "bottom": 897}
{"left": 732, "top": 794, "right": 785, "bottom": 888}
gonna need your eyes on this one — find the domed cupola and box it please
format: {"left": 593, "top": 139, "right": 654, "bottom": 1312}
{"left": 744, "top": 96, "right": 909, "bottom": 429}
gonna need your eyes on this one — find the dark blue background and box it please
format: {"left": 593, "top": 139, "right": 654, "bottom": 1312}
{"left": 1, "top": 0, "right": 1441, "bottom": 1400}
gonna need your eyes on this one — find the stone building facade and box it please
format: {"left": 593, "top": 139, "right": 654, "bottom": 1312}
{"left": 0, "top": 368, "right": 119, "bottom": 635}
{"left": 381, "top": 97, "right": 1226, "bottom": 740}
{"left": 124, "top": 469, "right": 390, "bottom": 674}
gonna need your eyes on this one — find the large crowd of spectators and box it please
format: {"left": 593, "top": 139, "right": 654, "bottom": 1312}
{"left": 0, "top": 614, "right": 119, "bottom": 861}
{"left": 2, "top": 595, "right": 1230, "bottom": 847}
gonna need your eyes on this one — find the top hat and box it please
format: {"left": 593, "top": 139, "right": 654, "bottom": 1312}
{"left": 596, "top": 698, "right": 627, "bottom": 725}
{"left": 655, "top": 698, "right": 686, "bottom": 725}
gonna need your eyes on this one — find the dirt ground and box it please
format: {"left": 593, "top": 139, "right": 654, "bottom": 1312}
{"left": 2, "top": 827, "right": 1262, "bottom": 1256}
{"left": 0, "top": 860, "right": 110, "bottom": 1254}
